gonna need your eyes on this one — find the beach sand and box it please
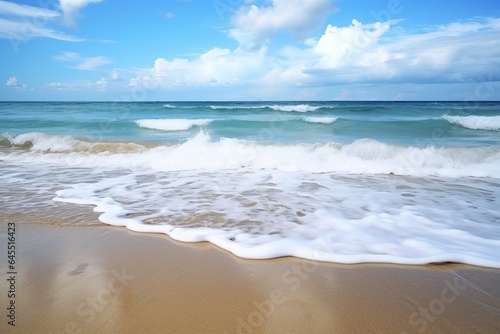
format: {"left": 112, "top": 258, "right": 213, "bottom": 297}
{"left": 1, "top": 215, "right": 499, "bottom": 334}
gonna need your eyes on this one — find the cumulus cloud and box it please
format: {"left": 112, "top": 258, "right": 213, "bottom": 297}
{"left": 303, "top": 17, "right": 500, "bottom": 85}
{"left": 96, "top": 77, "right": 107, "bottom": 88}
{"left": 128, "top": 16, "right": 500, "bottom": 96}
{"left": 5, "top": 76, "right": 26, "bottom": 89}
{"left": 59, "top": 0, "right": 102, "bottom": 27}
{"left": 230, "top": 0, "right": 335, "bottom": 49}
{"left": 55, "top": 51, "right": 113, "bottom": 70}
{"left": 129, "top": 47, "right": 268, "bottom": 88}
{"left": 313, "top": 19, "right": 396, "bottom": 68}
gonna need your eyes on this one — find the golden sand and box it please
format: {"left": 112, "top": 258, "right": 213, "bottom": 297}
{"left": 1, "top": 223, "right": 499, "bottom": 333}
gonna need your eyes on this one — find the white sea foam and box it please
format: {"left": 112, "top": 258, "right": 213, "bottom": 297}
{"left": 209, "top": 105, "right": 262, "bottom": 110}
{"left": 135, "top": 119, "right": 212, "bottom": 131}
{"left": 3, "top": 132, "right": 500, "bottom": 268}
{"left": 4, "top": 132, "right": 79, "bottom": 152}
{"left": 303, "top": 116, "right": 338, "bottom": 124}
{"left": 52, "top": 170, "right": 500, "bottom": 268}
{"left": 208, "top": 104, "right": 330, "bottom": 112}
{"left": 1, "top": 132, "right": 147, "bottom": 153}
{"left": 443, "top": 115, "right": 500, "bottom": 130}
{"left": 2, "top": 132, "right": 500, "bottom": 177}
{"left": 269, "top": 104, "right": 319, "bottom": 112}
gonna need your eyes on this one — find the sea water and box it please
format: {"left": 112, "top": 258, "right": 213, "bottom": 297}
{"left": 1, "top": 101, "right": 499, "bottom": 267}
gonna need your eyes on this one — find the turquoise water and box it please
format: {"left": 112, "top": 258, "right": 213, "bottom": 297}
{"left": 1, "top": 101, "right": 500, "bottom": 267}
{"left": 1, "top": 101, "right": 499, "bottom": 145}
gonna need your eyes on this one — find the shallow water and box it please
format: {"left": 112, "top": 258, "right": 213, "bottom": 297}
{"left": 1, "top": 101, "right": 499, "bottom": 267}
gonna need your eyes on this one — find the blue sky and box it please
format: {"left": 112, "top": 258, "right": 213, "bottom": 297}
{"left": 1, "top": 0, "right": 500, "bottom": 101}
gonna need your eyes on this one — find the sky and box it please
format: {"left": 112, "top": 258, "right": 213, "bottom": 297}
{"left": 1, "top": 0, "right": 500, "bottom": 101}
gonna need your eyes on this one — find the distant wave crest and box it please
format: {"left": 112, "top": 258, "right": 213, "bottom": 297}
{"left": 209, "top": 104, "right": 322, "bottom": 112}
{"left": 269, "top": 104, "right": 319, "bottom": 112}
{"left": 135, "top": 119, "right": 212, "bottom": 131}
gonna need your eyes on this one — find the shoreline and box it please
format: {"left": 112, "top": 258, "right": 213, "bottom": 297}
{"left": 1, "top": 222, "right": 499, "bottom": 333}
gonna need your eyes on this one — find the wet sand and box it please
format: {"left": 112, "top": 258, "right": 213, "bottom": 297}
{"left": 0, "top": 222, "right": 499, "bottom": 334}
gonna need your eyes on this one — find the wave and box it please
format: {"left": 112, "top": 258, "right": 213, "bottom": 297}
{"left": 303, "top": 116, "right": 338, "bottom": 124}
{"left": 2, "top": 132, "right": 499, "bottom": 177}
{"left": 0, "top": 132, "right": 148, "bottom": 153}
{"left": 209, "top": 104, "right": 325, "bottom": 112}
{"left": 52, "top": 163, "right": 500, "bottom": 268}
{"left": 135, "top": 119, "right": 212, "bottom": 131}
{"left": 443, "top": 115, "right": 500, "bottom": 131}
{"left": 209, "top": 105, "right": 262, "bottom": 110}
{"left": 269, "top": 104, "right": 319, "bottom": 112}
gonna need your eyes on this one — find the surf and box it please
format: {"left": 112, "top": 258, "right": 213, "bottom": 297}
{"left": 2, "top": 131, "right": 499, "bottom": 177}
{"left": 443, "top": 115, "right": 500, "bottom": 130}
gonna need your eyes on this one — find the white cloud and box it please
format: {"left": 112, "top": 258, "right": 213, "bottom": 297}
{"left": 230, "top": 0, "right": 335, "bottom": 49}
{"left": 5, "top": 76, "right": 26, "bottom": 89}
{"left": 0, "top": 0, "right": 60, "bottom": 17}
{"left": 6, "top": 76, "right": 18, "bottom": 85}
{"left": 109, "top": 69, "right": 121, "bottom": 81}
{"left": 126, "top": 17, "right": 500, "bottom": 98}
{"left": 59, "top": 0, "right": 102, "bottom": 27}
{"left": 48, "top": 81, "right": 91, "bottom": 90}
{"left": 129, "top": 47, "right": 268, "bottom": 88}
{"left": 0, "top": 1, "right": 84, "bottom": 43}
{"left": 0, "top": 17, "right": 83, "bottom": 42}
{"left": 269, "top": 17, "right": 500, "bottom": 87}
{"left": 76, "top": 56, "right": 112, "bottom": 70}
{"left": 55, "top": 51, "right": 113, "bottom": 70}
{"left": 96, "top": 77, "right": 107, "bottom": 88}
{"left": 261, "top": 64, "right": 308, "bottom": 86}
{"left": 380, "top": 18, "right": 500, "bottom": 83}
{"left": 313, "top": 19, "right": 395, "bottom": 69}
{"left": 47, "top": 80, "right": 105, "bottom": 91}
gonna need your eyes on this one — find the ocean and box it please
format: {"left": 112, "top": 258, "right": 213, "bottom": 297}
{"left": 1, "top": 101, "right": 500, "bottom": 267}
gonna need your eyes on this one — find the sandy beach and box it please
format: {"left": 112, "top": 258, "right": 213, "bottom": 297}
{"left": 1, "top": 215, "right": 499, "bottom": 334}
{"left": 2, "top": 0, "right": 500, "bottom": 332}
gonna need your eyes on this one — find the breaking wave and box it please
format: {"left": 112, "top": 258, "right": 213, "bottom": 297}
{"left": 2, "top": 132, "right": 499, "bottom": 177}
{"left": 303, "top": 116, "right": 338, "bottom": 124}
{"left": 443, "top": 115, "right": 500, "bottom": 131}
